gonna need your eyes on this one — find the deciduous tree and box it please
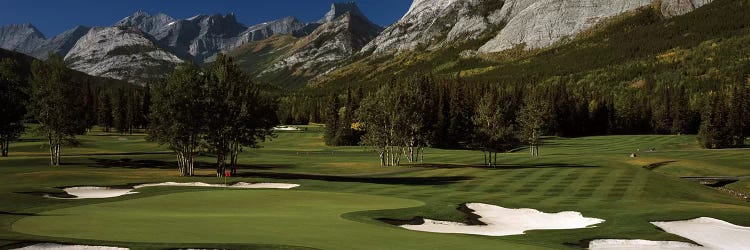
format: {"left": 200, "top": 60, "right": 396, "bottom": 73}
{"left": 30, "top": 54, "right": 84, "bottom": 166}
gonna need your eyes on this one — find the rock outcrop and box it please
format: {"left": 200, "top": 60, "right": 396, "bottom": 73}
{"left": 660, "top": 0, "right": 713, "bottom": 18}
{"left": 261, "top": 2, "right": 382, "bottom": 80}
{"left": 362, "top": 0, "right": 504, "bottom": 54}
{"left": 64, "top": 26, "right": 182, "bottom": 84}
{"left": 0, "top": 23, "right": 47, "bottom": 55}
{"left": 363, "top": 0, "right": 714, "bottom": 55}
{"left": 115, "top": 11, "right": 175, "bottom": 36}
{"left": 235, "top": 16, "right": 317, "bottom": 45}
{"left": 150, "top": 13, "right": 248, "bottom": 62}
{"left": 31, "top": 25, "right": 91, "bottom": 59}
{"left": 478, "top": 0, "right": 714, "bottom": 53}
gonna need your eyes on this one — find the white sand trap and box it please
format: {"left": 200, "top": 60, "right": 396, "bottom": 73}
{"left": 401, "top": 203, "right": 604, "bottom": 236}
{"left": 133, "top": 182, "right": 300, "bottom": 189}
{"left": 52, "top": 182, "right": 300, "bottom": 199}
{"left": 13, "top": 243, "right": 127, "bottom": 250}
{"left": 589, "top": 239, "right": 705, "bottom": 250}
{"left": 651, "top": 217, "right": 750, "bottom": 250}
{"left": 52, "top": 187, "right": 138, "bottom": 199}
{"left": 273, "top": 126, "right": 301, "bottom": 131}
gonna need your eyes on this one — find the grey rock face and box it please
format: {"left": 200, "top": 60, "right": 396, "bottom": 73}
{"left": 151, "top": 13, "right": 247, "bottom": 63}
{"left": 362, "top": 0, "right": 504, "bottom": 54}
{"left": 320, "top": 2, "right": 375, "bottom": 25}
{"left": 235, "top": 16, "right": 309, "bottom": 44}
{"left": 661, "top": 0, "right": 712, "bottom": 17}
{"left": 479, "top": 0, "right": 653, "bottom": 53}
{"left": 115, "top": 11, "right": 175, "bottom": 36}
{"left": 262, "top": 4, "right": 382, "bottom": 79}
{"left": 478, "top": 0, "right": 713, "bottom": 53}
{"left": 0, "top": 23, "right": 47, "bottom": 55}
{"left": 31, "top": 25, "right": 90, "bottom": 59}
{"left": 65, "top": 26, "right": 182, "bottom": 84}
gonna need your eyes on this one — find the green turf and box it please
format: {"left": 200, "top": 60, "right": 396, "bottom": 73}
{"left": 0, "top": 127, "right": 748, "bottom": 249}
{"left": 11, "top": 190, "right": 544, "bottom": 249}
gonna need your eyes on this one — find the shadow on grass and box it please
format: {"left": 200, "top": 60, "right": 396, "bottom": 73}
{"left": 236, "top": 172, "right": 472, "bottom": 185}
{"left": 415, "top": 163, "right": 600, "bottom": 170}
{"left": 643, "top": 161, "right": 677, "bottom": 170}
{"left": 86, "top": 158, "right": 292, "bottom": 171}
{"left": 0, "top": 211, "right": 37, "bottom": 216}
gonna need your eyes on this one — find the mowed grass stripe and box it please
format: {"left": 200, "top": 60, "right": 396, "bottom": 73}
{"left": 622, "top": 168, "right": 650, "bottom": 200}
{"left": 556, "top": 169, "right": 604, "bottom": 205}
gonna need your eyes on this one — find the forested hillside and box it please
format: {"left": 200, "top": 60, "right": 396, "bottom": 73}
{"left": 286, "top": 0, "right": 750, "bottom": 151}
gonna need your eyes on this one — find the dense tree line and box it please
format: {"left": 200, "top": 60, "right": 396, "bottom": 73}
{"left": 0, "top": 58, "right": 28, "bottom": 157}
{"left": 304, "top": 73, "right": 750, "bottom": 166}
{"left": 148, "top": 54, "right": 278, "bottom": 176}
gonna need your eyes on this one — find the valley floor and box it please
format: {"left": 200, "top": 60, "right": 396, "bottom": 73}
{"left": 0, "top": 125, "right": 748, "bottom": 249}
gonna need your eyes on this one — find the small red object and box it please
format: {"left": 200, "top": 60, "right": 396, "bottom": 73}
{"left": 225, "top": 171, "right": 231, "bottom": 177}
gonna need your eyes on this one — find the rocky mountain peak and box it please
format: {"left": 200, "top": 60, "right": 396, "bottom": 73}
{"left": 260, "top": 4, "right": 383, "bottom": 84}
{"left": 31, "top": 25, "right": 91, "bottom": 59}
{"left": 0, "top": 23, "right": 47, "bottom": 55}
{"left": 115, "top": 11, "right": 176, "bottom": 36}
{"left": 64, "top": 25, "right": 182, "bottom": 84}
{"left": 320, "top": 2, "right": 376, "bottom": 26}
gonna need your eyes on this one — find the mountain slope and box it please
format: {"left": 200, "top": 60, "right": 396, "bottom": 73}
{"left": 31, "top": 25, "right": 91, "bottom": 59}
{"left": 315, "top": 0, "right": 721, "bottom": 88}
{"left": 230, "top": 2, "right": 383, "bottom": 88}
{"left": 236, "top": 16, "right": 313, "bottom": 43}
{"left": 114, "top": 11, "right": 175, "bottom": 36}
{"left": 478, "top": 0, "right": 714, "bottom": 53}
{"left": 150, "top": 13, "right": 247, "bottom": 62}
{"left": 0, "top": 47, "right": 135, "bottom": 89}
{"left": 0, "top": 23, "right": 47, "bottom": 55}
{"left": 64, "top": 26, "right": 183, "bottom": 84}
{"left": 362, "top": 0, "right": 504, "bottom": 54}
{"left": 229, "top": 35, "right": 300, "bottom": 83}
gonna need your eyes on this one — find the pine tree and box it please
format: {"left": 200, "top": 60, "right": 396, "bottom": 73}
{"left": 0, "top": 58, "right": 28, "bottom": 157}
{"left": 698, "top": 92, "right": 732, "bottom": 149}
{"left": 97, "top": 93, "right": 113, "bottom": 132}
{"left": 324, "top": 94, "right": 341, "bottom": 145}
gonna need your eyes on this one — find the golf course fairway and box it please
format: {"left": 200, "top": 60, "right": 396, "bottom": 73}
{"left": 11, "top": 190, "right": 546, "bottom": 249}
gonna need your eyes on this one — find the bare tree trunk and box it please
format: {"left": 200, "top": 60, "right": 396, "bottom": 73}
{"left": 55, "top": 144, "right": 61, "bottom": 166}
{"left": 420, "top": 147, "right": 424, "bottom": 164}
{"left": 48, "top": 137, "right": 54, "bottom": 166}
{"left": 216, "top": 153, "right": 225, "bottom": 177}
{"left": 483, "top": 150, "right": 487, "bottom": 166}
{"left": 1, "top": 139, "right": 8, "bottom": 157}
{"left": 230, "top": 142, "right": 239, "bottom": 175}
{"left": 493, "top": 152, "right": 497, "bottom": 167}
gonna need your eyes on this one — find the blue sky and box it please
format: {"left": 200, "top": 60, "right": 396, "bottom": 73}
{"left": 0, "top": 0, "right": 412, "bottom": 38}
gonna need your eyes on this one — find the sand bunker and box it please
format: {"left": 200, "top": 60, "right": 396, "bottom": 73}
{"left": 652, "top": 217, "right": 750, "bottom": 249}
{"left": 57, "top": 187, "right": 137, "bottom": 199}
{"left": 134, "top": 182, "right": 300, "bottom": 189}
{"left": 13, "top": 243, "right": 127, "bottom": 250}
{"left": 400, "top": 203, "right": 604, "bottom": 236}
{"left": 51, "top": 182, "right": 300, "bottom": 199}
{"left": 273, "top": 126, "right": 301, "bottom": 131}
{"left": 590, "top": 217, "right": 750, "bottom": 250}
{"left": 588, "top": 239, "right": 704, "bottom": 249}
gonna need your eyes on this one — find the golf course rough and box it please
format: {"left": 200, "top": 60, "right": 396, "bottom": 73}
{"left": 11, "top": 190, "right": 546, "bottom": 250}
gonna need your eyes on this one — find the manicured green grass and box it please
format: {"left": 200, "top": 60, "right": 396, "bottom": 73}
{"left": 0, "top": 127, "right": 748, "bottom": 249}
